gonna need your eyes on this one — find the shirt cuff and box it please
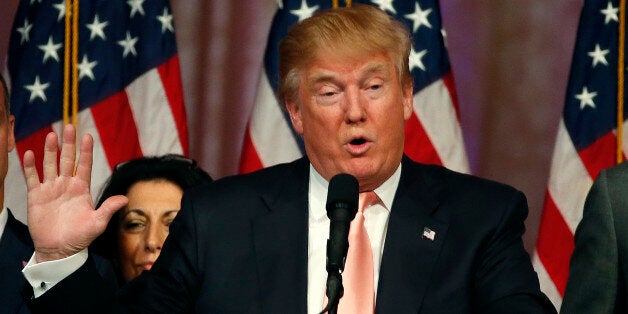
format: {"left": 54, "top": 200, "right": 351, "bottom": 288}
{"left": 22, "top": 249, "right": 89, "bottom": 298}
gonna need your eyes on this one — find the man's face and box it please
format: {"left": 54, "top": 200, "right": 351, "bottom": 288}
{"left": 0, "top": 85, "right": 16, "bottom": 187}
{"left": 286, "top": 51, "right": 413, "bottom": 191}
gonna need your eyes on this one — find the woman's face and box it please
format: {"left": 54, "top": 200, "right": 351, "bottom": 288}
{"left": 117, "top": 179, "right": 183, "bottom": 282}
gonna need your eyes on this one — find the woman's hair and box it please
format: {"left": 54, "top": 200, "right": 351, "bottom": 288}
{"left": 277, "top": 4, "right": 412, "bottom": 105}
{"left": 90, "top": 154, "right": 212, "bottom": 282}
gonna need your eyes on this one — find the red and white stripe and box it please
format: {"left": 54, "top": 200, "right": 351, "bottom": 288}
{"left": 533, "top": 119, "right": 628, "bottom": 310}
{"left": 6, "top": 55, "right": 187, "bottom": 224}
{"left": 406, "top": 73, "right": 468, "bottom": 173}
{"left": 239, "top": 67, "right": 304, "bottom": 174}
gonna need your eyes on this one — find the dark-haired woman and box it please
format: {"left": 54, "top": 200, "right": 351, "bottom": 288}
{"left": 90, "top": 154, "right": 212, "bottom": 283}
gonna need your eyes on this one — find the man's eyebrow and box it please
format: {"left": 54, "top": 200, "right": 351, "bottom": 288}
{"left": 361, "top": 63, "right": 389, "bottom": 76}
{"left": 306, "top": 62, "right": 390, "bottom": 85}
{"left": 308, "top": 72, "right": 339, "bottom": 85}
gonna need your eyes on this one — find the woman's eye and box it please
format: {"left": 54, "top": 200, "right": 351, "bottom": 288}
{"left": 165, "top": 219, "right": 174, "bottom": 228}
{"left": 122, "top": 220, "right": 146, "bottom": 232}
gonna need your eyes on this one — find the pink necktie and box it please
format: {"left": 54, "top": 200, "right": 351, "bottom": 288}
{"left": 337, "top": 191, "right": 378, "bottom": 313}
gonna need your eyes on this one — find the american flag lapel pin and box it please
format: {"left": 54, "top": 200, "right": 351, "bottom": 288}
{"left": 422, "top": 227, "right": 436, "bottom": 241}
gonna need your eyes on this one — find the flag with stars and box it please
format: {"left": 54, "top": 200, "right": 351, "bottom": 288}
{"left": 532, "top": 0, "right": 627, "bottom": 310}
{"left": 239, "top": 0, "right": 469, "bottom": 174}
{"left": 6, "top": 0, "right": 188, "bottom": 222}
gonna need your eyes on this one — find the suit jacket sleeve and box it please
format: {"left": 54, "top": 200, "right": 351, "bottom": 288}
{"left": 25, "top": 255, "right": 121, "bottom": 314}
{"left": 474, "top": 190, "right": 556, "bottom": 314}
{"left": 561, "top": 167, "right": 628, "bottom": 314}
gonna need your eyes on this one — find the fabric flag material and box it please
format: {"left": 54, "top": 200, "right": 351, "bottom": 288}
{"left": 6, "top": 0, "right": 188, "bottom": 223}
{"left": 239, "top": 0, "right": 469, "bottom": 174}
{"left": 533, "top": 0, "right": 627, "bottom": 310}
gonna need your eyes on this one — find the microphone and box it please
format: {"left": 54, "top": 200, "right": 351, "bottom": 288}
{"left": 320, "top": 173, "right": 359, "bottom": 314}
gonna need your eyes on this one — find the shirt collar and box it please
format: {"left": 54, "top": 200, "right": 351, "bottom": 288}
{"left": 0, "top": 206, "right": 8, "bottom": 240}
{"left": 308, "top": 164, "right": 402, "bottom": 221}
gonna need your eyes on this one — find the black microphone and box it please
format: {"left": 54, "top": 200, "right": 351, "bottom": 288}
{"left": 320, "top": 173, "right": 359, "bottom": 314}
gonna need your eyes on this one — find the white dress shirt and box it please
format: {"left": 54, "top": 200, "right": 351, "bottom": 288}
{"left": 307, "top": 164, "right": 400, "bottom": 313}
{"left": 0, "top": 206, "right": 8, "bottom": 242}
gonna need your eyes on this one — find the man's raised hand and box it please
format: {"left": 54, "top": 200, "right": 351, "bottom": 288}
{"left": 23, "top": 124, "right": 128, "bottom": 263}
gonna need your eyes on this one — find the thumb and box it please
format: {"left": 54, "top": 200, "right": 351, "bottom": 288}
{"left": 94, "top": 195, "right": 129, "bottom": 227}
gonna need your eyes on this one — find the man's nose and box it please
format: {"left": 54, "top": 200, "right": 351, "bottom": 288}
{"left": 344, "top": 88, "right": 366, "bottom": 123}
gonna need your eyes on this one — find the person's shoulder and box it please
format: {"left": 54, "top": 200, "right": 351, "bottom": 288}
{"left": 191, "top": 158, "right": 306, "bottom": 193}
{"left": 182, "top": 158, "right": 308, "bottom": 210}
{"left": 405, "top": 159, "right": 520, "bottom": 197}
{"left": 602, "top": 161, "right": 628, "bottom": 179}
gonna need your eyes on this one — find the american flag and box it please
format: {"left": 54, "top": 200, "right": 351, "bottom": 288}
{"left": 6, "top": 0, "right": 188, "bottom": 222}
{"left": 239, "top": 0, "right": 469, "bottom": 174}
{"left": 533, "top": 0, "right": 627, "bottom": 310}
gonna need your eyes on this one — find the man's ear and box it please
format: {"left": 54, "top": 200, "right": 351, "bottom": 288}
{"left": 7, "top": 115, "right": 14, "bottom": 152}
{"left": 285, "top": 99, "right": 304, "bottom": 135}
{"left": 402, "top": 83, "right": 413, "bottom": 121}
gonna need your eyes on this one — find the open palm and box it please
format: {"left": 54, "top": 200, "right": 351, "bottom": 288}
{"left": 23, "top": 125, "right": 127, "bottom": 262}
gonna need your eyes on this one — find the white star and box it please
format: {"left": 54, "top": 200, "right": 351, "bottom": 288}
{"left": 53, "top": 1, "right": 66, "bottom": 22}
{"left": 78, "top": 55, "right": 98, "bottom": 81}
{"left": 290, "top": 0, "right": 318, "bottom": 23}
{"left": 24, "top": 76, "right": 50, "bottom": 103}
{"left": 277, "top": 0, "right": 284, "bottom": 9}
{"left": 600, "top": 1, "right": 619, "bottom": 24}
{"left": 575, "top": 86, "right": 597, "bottom": 110}
{"left": 441, "top": 28, "right": 448, "bottom": 47}
{"left": 371, "top": 0, "right": 396, "bottom": 14}
{"left": 16, "top": 19, "right": 33, "bottom": 44}
{"left": 127, "top": 0, "right": 146, "bottom": 18}
{"left": 409, "top": 47, "right": 427, "bottom": 71}
{"left": 86, "top": 15, "right": 109, "bottom": 41}
{"left": 405, "top": 2, "right": 432, "bottom": 32}
{"left": 38, "top": 36, "right": 63, "bottom": 63}
{"left": 588, "top": 44, "right": 610, "bottom": 67}
{"left": 156, "top": 8, "right": 174, "bottom": 33}
{"left": 117, "top": 31, "right": 138, "bottom": 58}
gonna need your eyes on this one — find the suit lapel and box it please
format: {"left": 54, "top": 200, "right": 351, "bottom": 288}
{"left": 376, "top": 157, "right": 450, "bottom": 313}
{"left": 0, "top": 210, "right": 33, "bottom": 267}
{"left": 252, "top": 158, "right": 310, "bottom": 314}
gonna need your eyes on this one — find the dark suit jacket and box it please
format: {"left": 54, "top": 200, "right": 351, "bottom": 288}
{"left": 1, "top": 209, "right": 33, "bottom": 314}
{"left": 561, "top": 162, "right": 628, "bottom": 314}
{"left": 28, "top": 157, "right": 555, "bottom": 313}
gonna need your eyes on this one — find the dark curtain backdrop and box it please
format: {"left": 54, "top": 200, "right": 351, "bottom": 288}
{"left": 0, "top": 0, "right": 582, "bottom": 253}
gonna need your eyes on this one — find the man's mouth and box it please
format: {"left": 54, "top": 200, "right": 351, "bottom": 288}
{"left": 346, "top": 137, "right": 371, "bottom": 155}
{"left": 350, "top": 138, "right": 367, "bottom": 145}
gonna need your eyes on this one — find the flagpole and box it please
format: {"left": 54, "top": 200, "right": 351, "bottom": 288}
{"left": 71, "top": 0, "right": 79, "bottom": 128}
{"left": 618, "top": 0, "right": 625, "bottom": 163}
{"left": 331, "top": 1, "right": 351, "bottom": 9}
{"left": 63, "top": 0, "right": 72, "bottom": 127}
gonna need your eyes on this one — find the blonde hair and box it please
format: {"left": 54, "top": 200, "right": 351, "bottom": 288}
{"left": 277, "top": 4, "right": 412, "bottom": 105}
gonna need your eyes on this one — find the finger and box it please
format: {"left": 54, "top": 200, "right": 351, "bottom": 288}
{"left": 23, "top": 150, "right": 41, "bottom": 191}
{"left": 59, "top": 124, "right": 77, "bottom": 177}
{"left": 94, "top": 195, "right": 128, "bottom": 231}
{"left": 75, "top": 133, "right": 94, "bottom": 187}
{"left": 42, "top": 131, "right": 59, "bottom": 182}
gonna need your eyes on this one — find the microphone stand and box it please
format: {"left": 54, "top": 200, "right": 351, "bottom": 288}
{"left": 320, "top": 173, "right": 358, "bottom": 314}
{"left": 320, "top": 268, "right": 343, "bottom": 314}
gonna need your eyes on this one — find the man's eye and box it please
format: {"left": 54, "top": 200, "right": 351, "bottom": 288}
{"left": 369, "top": 84, "right": 381, "bottom": 90}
